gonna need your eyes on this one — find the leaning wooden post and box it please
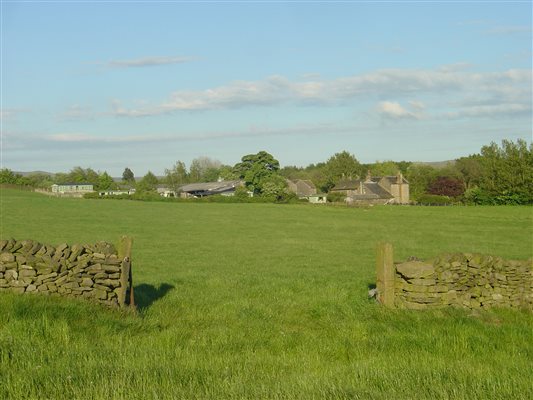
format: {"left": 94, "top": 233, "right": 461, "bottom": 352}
{"left": 376, "top": 242, "right": 395, "bottom": 308}
{"left": 117, "top": 236, "right": 134, "bottom": 309}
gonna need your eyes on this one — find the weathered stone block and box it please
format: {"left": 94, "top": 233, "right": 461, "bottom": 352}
{"left": 35, "top": 266, "right": 53, "bottom": 275}
{"left": 55, "top": 243, "right": 69, "bottom": 254}
{"left": 95, "top": 279, "right": 120, "bottom": 288}
{"left": 10, "top": 280, "right": 28, "bottom": 288}
{"left": 0, "top": 253, "right": 15, "bottom": 263}
{"left": 93, "top": 289, "right": 108, "bottom": 300}
{"left": 80, "top": 278, "right": 94, "bottom": 287}
{"left": 104, "top": 256, "right": 121, "bottom": 265}
{"left": 3, "top": 239, "right": 15, "bottom": 252}
{"left": 402, "top": 284, "right": 429, "bottom": 293}
{"left": 396, "top": 261, "right": 435, "bottom": 279}
{"left": 102, "top": 265, "right": 120, "bottom": 273}
{"left": 5, "top": 270, "right": 18, "bottom": 281}
{"left": 36, "top": 272, "right": 58, "bottom": 282}
{"left": 409, "top": 278, "right": 436, "bottom": 286}
{"left": 19, "top": 269, "right": 36, "bottom": 278}
{"left": 93, "top": 284, "right": 111, "bottom": 292}
{"left": 86, "top": 264, "right": 103, "bottom": 273}
{"left": 71, "top": 286, "right": 92, "bottom": 292}
{"left": 68, "top": 244, "right": 84, "bottom": 262}
{"left": 63, "top": 282, "right": 80, "bottom": 289}
{"left": 11, "top": 242, "right": 23, "bottom": 252}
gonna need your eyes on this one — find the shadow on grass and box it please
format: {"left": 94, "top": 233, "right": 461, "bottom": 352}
{"left": 134, "top": 283, "right": 175, "bottom": 311}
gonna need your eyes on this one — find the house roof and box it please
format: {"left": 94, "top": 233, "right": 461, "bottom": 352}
{"left": 53, "top": 182, "right": 93, "bottom": 186}
{"left": 363, "top": 182, "right": 394, "bottom": 199}
{"left": 296, "top": 179, "right": 315, "bottom": 188}
{"left": 331, "top": 179, "right": 394, "bottom": 199}
{"left": 380, "top": 175, "right": 409, "bottom": 184}
{"left": 332, "top": 179, "right": 363, "bottom": 190}
{"left": 179, "top": 180, "right": 242, "bottom": 194}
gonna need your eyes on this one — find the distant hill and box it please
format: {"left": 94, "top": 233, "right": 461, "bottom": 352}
{"left": 14, "top": 170, "right": 55, "bottom": 177}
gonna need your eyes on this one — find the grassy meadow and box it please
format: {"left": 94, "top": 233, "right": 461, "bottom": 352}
{"left": 0, "top": 188, "right": 532, "bottom": 399}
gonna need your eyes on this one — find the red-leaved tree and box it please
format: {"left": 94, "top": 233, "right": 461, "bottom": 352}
{"left": 427, "top": 176, "right": 465, "bottom": 198}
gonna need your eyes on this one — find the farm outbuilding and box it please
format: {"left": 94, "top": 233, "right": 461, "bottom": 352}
{"left": 51, "top": 183, "right": 94, "bottom": 194}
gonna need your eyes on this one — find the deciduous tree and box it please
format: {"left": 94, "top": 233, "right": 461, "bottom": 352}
{"left": 233, "top": 151, "right": 281, "bottom": 194}
{"left": 323, "top": 151, "right": 362, "bottom": 190}
{"left": 137, "top": 171, "right": 159, "bottom": 192}
{"left": 165, "top": 161, "right": 188, "bottom": 193}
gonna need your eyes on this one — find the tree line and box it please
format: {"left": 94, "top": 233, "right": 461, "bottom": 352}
{"left": 1, "top": 139, "right": 531, "bottom": 204}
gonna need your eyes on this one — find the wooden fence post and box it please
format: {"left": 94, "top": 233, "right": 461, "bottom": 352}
{"left": 376, "top": 242, "right": 395, "bottom": 308}
{"left": 117, "top": 236, "right": 134, "bottom": 309}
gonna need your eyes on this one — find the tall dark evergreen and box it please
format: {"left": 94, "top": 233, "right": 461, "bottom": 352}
{"left": 122, "top": 167, "right": 135, "bottom": 183}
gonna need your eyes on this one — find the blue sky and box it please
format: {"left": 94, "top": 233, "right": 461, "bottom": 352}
{"left": 2, "top": 1, "right": 531, "bottom": 176}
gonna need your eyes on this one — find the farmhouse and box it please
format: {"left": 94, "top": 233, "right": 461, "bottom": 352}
{"left": 287, "top": 179, "right": 327, "bottom": 203}
{"left": 51, "top": 183, "right": 94, "bottom": 194}
{"left": 179, "top": 180, "right": 244, "bottom": 198}
{"left": 330, "top": 172, "right": 409, "bottom": 204}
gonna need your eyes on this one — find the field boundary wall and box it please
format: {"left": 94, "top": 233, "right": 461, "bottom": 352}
{"left": 376, "top": 243, "right": 532, "bottom": 310}
{"left": 0, "top": 236, "right": 134, "bottom": 308}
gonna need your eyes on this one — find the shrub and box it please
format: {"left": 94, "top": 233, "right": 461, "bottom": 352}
{"left": 417, "top": 194, "right": 452, "bottom": 205}
{"left": 326, "top": 192, "right": 346, "bottom": 203}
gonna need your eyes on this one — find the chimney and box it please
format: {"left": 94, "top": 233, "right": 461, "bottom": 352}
{"left": 396, "top": 171, "right": 403, "bottom": 184}
{"left": 366, "top": 170, "right": 372, "bottom": 182}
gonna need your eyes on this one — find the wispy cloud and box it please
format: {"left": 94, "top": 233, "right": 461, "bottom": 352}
{"left": 439, "top": 103, "right": 531, "bottom": 120}
{"left": 0, "top": 108, "right": 30, "bottom": 122}
{"left": 43, "top": 122, "right": 357, "bottom": 147}
{"left": 108, "top": 66, "right": 531, "bottom": 121}
{"left": 57, "top": 105, "right": 96, "bottom": 121}
{"left": 485, "top": 25, "right": 532, "bottom": 35}
{"left": 107, "top": 55, "right": 194, "bottom": 68}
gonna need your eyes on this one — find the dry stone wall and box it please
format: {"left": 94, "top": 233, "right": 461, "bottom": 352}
{"left": 0, "top": 238, "right": 131, "bottom": 307}
{"left": 393, "top": 253, "right": 532, "bottom": 310}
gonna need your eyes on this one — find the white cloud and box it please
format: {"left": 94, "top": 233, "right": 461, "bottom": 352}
{"left": 103, "top": 66, "right": 531, "bottom": 121}
{"left": 440, "top": 104, "right": 531, "bottom": 119}
{"left": 377, "top": 101, "right": 422, "bottom": 120}
{"left": 49, "top": 133, "right": 99, "bottom": 142}
{"left": 107, "top": 56, "right": 194, "bottom": 68}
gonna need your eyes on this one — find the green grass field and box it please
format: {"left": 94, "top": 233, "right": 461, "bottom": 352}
{"left": 0, "top": 189, "right": 532, "bottom": 399}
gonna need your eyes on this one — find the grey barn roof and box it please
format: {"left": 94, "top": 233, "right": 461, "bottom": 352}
{"left": 363, "top": 182, "right": 394, "bottom": 199}
{"left": 179, "top": 180, "right": 242, "bottom": 195}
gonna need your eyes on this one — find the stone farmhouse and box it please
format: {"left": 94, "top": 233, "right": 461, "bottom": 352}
{"left": 287, "top": 179, "right": 327, "bottom": 203}
{"left": 330, "top": 172, "right": 409, "bottom": 204}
